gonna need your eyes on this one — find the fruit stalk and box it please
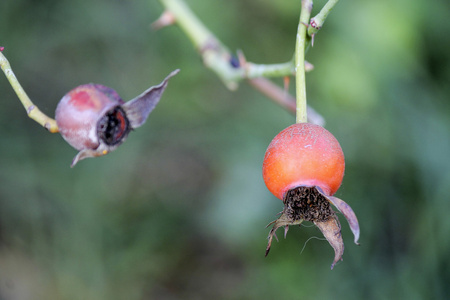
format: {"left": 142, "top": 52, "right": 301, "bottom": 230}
{"left": 295, "top": 0, "right": 313, "bottom": 123}
{"left": 0, "top": 51, "right": 59, "bottom": 132}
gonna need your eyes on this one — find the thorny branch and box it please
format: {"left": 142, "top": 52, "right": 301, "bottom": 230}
{"left": 155, "top": 0, "right": 325, "bottom": 125}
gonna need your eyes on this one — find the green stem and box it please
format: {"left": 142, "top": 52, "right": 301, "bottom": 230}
{"left": 159, "top": 0, "right": 239, "bottom": 89}
{"left": 0, "top": 51, "right": 59, "bottom": 132}
{"left": 157, "top": 0, "right": 324, "bottom": 124}
{"left": 308, "top": 0, "right": 339, "bottom": 37}
{"left": 248, "top": 77, "right": 325, "bottom": 126}
{"left": 157, "top": 0, "right": 296, "bottom": 87}
{"left": 295, "top": 0, "right": 313, "bottom": 123}
{"left": 245, "top": 60, "right": 295, "bottom": 78}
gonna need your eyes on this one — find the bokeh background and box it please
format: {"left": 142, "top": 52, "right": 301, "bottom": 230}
{"left": 1, "top": 0, "right": 449, "bottom": 299}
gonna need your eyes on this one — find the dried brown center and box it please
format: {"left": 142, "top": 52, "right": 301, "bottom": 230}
{"left": 283, "top": 186, "right": 334, "bottom": 222}
{"left": 97, "top": 106, "right": 131, "bottom": 146}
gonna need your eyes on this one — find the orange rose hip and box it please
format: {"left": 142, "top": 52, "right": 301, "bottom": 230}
{"left": 263, "top": 123, "right": 345, "bottom": 199}
{"left": 262, "top": 123, "right": 359, "bottom": 269}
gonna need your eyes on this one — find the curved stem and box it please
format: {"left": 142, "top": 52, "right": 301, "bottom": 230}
{"left": 156, "top": 0, "right": 297, "bottom": 87}
{"left": 156, "top": 0, "right": 324, "bottom": 124}
{"left": 158, "top": 0, "right": 239, "bottom": 89}
{"left": 295, "top": 0, "right": 313, "bottom": 123}
{"left": 0, "top": 51, "right": 59, "bottom": 133}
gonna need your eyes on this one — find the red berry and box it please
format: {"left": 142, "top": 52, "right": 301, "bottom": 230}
{"left": 263, "top": 123, "right": 359, "bottom": 269}
{"left": 263, "top": 123, "right": 345, "bottom": 199}
{"left": 55, "top": 69, "right": 179, "bottom": 167}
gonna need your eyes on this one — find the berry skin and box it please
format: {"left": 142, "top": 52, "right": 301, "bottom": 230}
{"left": 56, "top": 84, "right": 128, "bottom": 152}
{"left": 262, "top": 123, "right": 359, "bottom": 269}
{"left": 263, "top": 123, "right": 345, "bottom": 199}
{"left": 55, "top": 69, "right": 179, "bottom": 167}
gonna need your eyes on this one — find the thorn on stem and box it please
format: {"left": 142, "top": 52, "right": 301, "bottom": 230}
{"left": 283, "top": 76, "right": 290, "bottom": 96}
{"left": 305, "top": 61, "right": 314, "bottom": 72}
{"left": 151, "top": 11, "right": 176, "bottom": 30}
{"left": 300, "top": 22, "right": 310, "bottom": 28}
{"left": 237, "top": 50, "right": 247, "bottom": 69}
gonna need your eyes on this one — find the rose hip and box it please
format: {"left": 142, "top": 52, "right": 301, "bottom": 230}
{"left": 263, "top": 123, "right": 360, "bottom": 269}
{"left": 55, "top": 69, "right": 179, "bottom": 167}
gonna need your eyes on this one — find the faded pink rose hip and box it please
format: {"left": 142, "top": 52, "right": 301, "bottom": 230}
{"left": 55, "top": 69, "right": 179, "bottom": 167}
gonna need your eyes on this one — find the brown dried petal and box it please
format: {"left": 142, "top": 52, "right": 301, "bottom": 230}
{"left": 123, "top": 69, "right": 180, "bottom": 129}
{"left": 314, "top": 217, "right": 344, "bottom": 270}
{"left": 265, "top": 213, "right": 303, "bottom": 257}
{"left": 71, "top": 147, "right": 108, "bottom": 167}
{"left": 328, "top": 196, "right": 360, "bottom": 245}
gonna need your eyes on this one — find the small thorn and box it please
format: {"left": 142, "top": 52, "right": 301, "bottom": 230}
{"left": 282, "top": 76, "right": 290, "bottom": 104}
{"left": 236, "top": 49, "right": 249, "bottom": 73}
{"left": 151, "top": 11, "right": 176, "bottom": 30}
{"left": 305, "top": 61, "right": 314, "bottom": 72}
{"left": 283, "top": 76, "right": 290, "bottom": 92}
{"left": 311, "top": 33, "right": 315, "bottom": 47}
{"left": 237, "top": 49, "right": 246, "bottom": 64}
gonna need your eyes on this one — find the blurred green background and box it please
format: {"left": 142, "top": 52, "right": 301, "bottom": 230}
{"left": 1, "top": 0, "right": 449, "bottom": 299}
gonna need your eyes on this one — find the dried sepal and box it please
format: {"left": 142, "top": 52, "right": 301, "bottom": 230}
{"left": 265, "top": 186, "right": 360, "bottom": 270}
{"left": 265, "top": 212, "right": 303, "bottom": 256}
{"left": 71, "top": 148, "right": 108, "bottom": 168}
{"left": 314, "top": 216, "right": 343, "bottom": 270}
{"left": 123, "top": 69, "right": 180, "bottom": 129}
{"left": 328, "top": 196, "right": 360, "bottom": 245}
